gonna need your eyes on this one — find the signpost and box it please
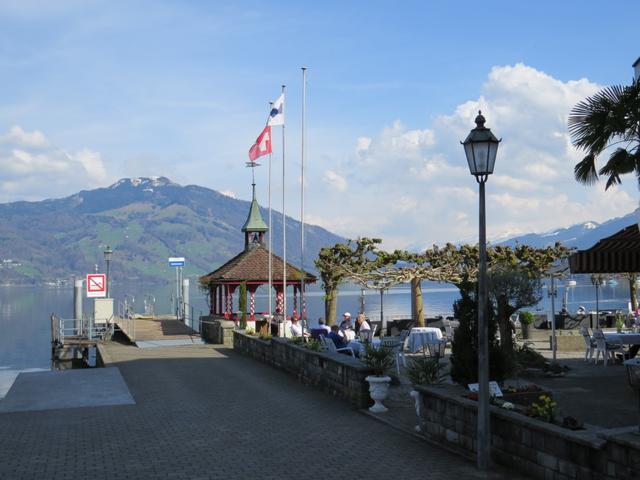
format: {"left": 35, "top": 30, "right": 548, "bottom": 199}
{"left": 169, "top": 257, "right": 185, "bottom": 319}
{"left": 86, "top": 274, "right": 107, "bottom": 298}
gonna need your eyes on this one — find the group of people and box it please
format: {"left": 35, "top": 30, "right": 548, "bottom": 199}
{"left": 289, "top": 311, "right": 372, "bottom": 353}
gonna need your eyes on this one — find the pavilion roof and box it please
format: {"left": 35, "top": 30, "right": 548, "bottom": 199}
{"left": 569, "top": 223, "right": 640, "bottom": 273}
{"left": 200, "top": 245, "right": 316, "bottom": 284}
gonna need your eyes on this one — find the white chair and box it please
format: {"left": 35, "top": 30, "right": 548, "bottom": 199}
{"left": 320, "top": 336, "right": 355, "bottom": 357}
{"left": 592, "top": 329, "right": 623, "bottom": 366}
{"left": 580, "top": 326, "right": 595, "bottom": 363}
{"left": 359, "top": 324, "right": 377, "bottom": 343}
{"left": 381, "top": 336, "right": 404, "bottom": 375}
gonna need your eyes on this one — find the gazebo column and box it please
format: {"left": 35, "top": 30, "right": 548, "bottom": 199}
{"left": 227, "top": 284, "right": 237, "bottom": 319}
{"left": 248, "top": 285, "right": 258, "bottom": 320}
{"left": 209, "top": 285, "right": 216, "bottom": 315}
{"left": 275, "top": 285, "right": 284, "bottom": 316}
{"left": 218, "top": 286, "right": 223, "bottom": 317}
{"left": 292, "top": 285, "right": 298, "bottom": 317}
{"left": 301, "top": 283, "right": 307, "bottom": 320}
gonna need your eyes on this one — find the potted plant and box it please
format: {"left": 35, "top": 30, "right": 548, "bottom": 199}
{"left": 362, "top": 344, "right": 395, "bottom": 413}
{"left": 519, "top": 311, "right": 534, "bottom": 339}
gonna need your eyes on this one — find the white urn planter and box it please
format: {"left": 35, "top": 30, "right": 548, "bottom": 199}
{"left": 365, "top": 375, "right": 391, "bottom": 412}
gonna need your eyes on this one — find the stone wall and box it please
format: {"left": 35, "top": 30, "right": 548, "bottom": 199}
{"left": 233, "top": 331, "right": 374, "bottom": 408}
{"left": 414, "top": 384, "right": 640, "bottom": 480}
{"left": 201, "top": 316, "right": 235, "bottom": 346}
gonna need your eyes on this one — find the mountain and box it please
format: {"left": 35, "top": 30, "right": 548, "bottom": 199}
{"left": 499, "top": 209, "right": 638, "bottom": 249}
{"left": 0, "top": 177, "right": 345, "bottom": 285}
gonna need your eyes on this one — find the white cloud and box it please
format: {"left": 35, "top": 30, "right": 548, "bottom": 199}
{"left": 322, "top": 170, "right": 347, "bottom": 192}
{"left": 0, "top": 126, "right": 110, "bottom": 202}
{"left": 306, "top": 63, "right": 638, "bottom": 248}
{"left": 220, "top": 190, "right": 236, "bottom": 198}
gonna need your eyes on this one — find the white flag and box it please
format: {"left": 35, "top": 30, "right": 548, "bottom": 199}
{"left": 267, "top": 93, "right": 285, "bottom": 126}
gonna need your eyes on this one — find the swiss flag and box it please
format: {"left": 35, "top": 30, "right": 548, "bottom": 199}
{"left": 248, "top": 126, "right": 272, "bottom": 161}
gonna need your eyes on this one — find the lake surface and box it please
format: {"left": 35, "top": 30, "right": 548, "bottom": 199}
{"left": 0, "top": 278, "right": 633, "bottom": 373}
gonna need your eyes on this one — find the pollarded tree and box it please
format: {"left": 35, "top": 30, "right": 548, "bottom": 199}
{"left": 315, "top": 238, "right": 385, "bottom": 325}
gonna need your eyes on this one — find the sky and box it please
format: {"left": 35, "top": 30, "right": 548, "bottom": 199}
{"left": 1, "top": 0, "right": 640, "bottom": 249}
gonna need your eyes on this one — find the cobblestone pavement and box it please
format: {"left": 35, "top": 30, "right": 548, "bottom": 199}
{"left": 0, "top": 342, "right": 524, "bottom": 479}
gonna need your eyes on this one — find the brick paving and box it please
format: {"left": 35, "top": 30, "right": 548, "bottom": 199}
{"left": 0, "top": 342, "right": 523, "bottom": 479}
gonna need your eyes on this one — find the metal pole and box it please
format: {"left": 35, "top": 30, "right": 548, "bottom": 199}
{"left": 182, "top": 279, "right": 190, "bottom": 327}
{"left": 74, "top": 279, "right": 83, "bottom": 334}
{"left": 550, "top": 276, "right": 557, "bottom": 361}
{"left": 105, "top": 258, "right": 110, "bottom": 298}
{"left": 281, "top": 84, "right": 287, "bottom": 325}
{"left": 300, "top": 67, "right": 307, "bottom": 334}
{"left": 477, "top": 179, "right": 490, "bottom": 471}
{"left": 596, "top": 282, "right": 600, "bottom": 329}
{"left": 380, "top": 289, "right": 384, "bottom": 325}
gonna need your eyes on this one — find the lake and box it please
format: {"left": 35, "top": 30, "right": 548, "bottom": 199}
{"left": 0, "top": 277, "right": 633, "bottom": 373}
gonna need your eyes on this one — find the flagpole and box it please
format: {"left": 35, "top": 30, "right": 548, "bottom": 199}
{"left": 281, "top": 84, "right": 287, "bottom": 329}
{"left": 267, "top": 102, "right": 273, "bottom": 334}
{"left": 300, "top": 67, "right": 307, "bottom": 335}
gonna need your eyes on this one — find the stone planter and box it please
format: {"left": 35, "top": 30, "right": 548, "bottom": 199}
{"left": 365, "top": 375, "right": 391, "bottom": 413}
{"left": 502, "top": 390, "right": 552, "bottom": 407}
{"left": 521, "top": 323, "right": 531, "bottom": 339}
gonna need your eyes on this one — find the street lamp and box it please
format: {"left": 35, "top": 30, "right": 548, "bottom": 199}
{"left": 461, "top": 111, "right": 501, "bottom": 471}
{"left": 103, "top": 245, "right": 113, "bottom": 298}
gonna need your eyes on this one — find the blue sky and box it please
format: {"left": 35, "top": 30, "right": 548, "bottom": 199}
{"left": 1, "top": 0, "right": 640, "bottom": 248}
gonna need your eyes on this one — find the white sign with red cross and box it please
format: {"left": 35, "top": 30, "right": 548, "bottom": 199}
{"left": 86, "top": 274, "right": 107, "bottom": 298}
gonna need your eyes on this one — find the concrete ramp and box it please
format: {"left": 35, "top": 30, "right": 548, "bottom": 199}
{"left": 0, "top": 367, "right": 135, "bottom": 413}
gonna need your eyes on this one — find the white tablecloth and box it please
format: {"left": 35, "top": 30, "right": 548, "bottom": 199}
{"left": 603, "top": 332, "right": 640, "bottom": 345}
{"left": 408, "top": 327, "right": 444, "bottom": 353}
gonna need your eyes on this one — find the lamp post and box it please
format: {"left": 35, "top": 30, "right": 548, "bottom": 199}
{"left": 103, "top": 245, "right": 113, "bottom": 298}
{"left": 462, "top": 111, "right": 501, "bottom": 471}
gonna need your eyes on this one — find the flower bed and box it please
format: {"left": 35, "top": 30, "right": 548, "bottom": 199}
{"left": 413, "top": 384, "right": 640, "bottom": 480}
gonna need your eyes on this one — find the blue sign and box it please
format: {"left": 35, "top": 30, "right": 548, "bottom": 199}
{"left": 168, "top": 257, "right": 185, "bottom": 267}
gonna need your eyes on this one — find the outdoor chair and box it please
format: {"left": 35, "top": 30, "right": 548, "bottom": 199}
{"left": 320, "top": 336, "right": 355, "bottom": 357}
{"left": 381, "top": 336, "right": 405, "bottom": 375}
{"left": 359, "top": 324, "right": 377, "bottom": 343}
{"left": 580, "top": 326, "right": 595, "bottom": 363}
{"left": 592, "top": 329, "right": 624, "bottom": 366}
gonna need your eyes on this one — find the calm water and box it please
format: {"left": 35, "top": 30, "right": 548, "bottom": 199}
{"left": 0, "top": 278, "right": 633, "bottom": 372}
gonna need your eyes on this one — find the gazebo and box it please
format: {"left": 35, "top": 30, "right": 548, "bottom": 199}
{"left": 199, "top": 184, "right": 316, "bottom": 323}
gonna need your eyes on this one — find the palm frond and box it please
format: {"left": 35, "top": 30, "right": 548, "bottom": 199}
{"left": 568, "top": 84, "right": 634, "bottom": 153}
{"left": 599, "top": 148, "right": 636, "bottom": 191}
{"left": 574, "top": 154, "right": 598, "bottom": 185}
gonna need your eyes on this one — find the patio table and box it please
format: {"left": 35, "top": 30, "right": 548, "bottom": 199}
{"left": 408, "top": 327, "right": 444, "bottom": 354}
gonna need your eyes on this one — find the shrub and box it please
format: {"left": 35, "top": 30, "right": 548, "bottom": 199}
{"left": 518, "top": 311, "right": 535, "bottom": 325}
{"left": 362, "top": 344, "right": 395, "bottom": 376}
{"left": 406, "top": 356, "right": 443, "bottom": 386}
{"left": 245, "top": 327, "right": 256, "bottom": 335}
{"left": 304, "top": 339, "right": 322, "bottom": 352}
{"left": 515, "top": 343, "right": 547, "bottom": 370}
{"left": 258, "top": 333, "right": 272, "bottom": 341}
{"left": 449, "top": 291, "right": 510, "bottom": 385}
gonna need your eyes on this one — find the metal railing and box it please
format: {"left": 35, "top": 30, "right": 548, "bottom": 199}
{"left": 50, "top": 313, "right": 112, "bottom": 346}
{"left": 116, "top": 301, "right": 136, "bottom": 341}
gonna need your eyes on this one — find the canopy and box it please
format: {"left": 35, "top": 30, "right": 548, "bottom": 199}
{"left": 569, "top": 224, "right": 640, "bottom": 274}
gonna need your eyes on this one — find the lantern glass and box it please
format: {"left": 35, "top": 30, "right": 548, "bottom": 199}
{"left": 461, "top": 111, "right": 500, "bottom": 177}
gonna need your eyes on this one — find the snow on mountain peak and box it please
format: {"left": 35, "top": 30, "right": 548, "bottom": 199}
{"left": 108, "top": 177, "right": 179, "bottom": 189}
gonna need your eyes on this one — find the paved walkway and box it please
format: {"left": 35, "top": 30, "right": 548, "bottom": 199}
{"left": 0, "top": 342, "right": 522, "bottom": 479}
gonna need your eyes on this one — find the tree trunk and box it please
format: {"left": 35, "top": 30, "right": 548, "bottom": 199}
{"left": 411, "top": 277, "right": 425, "bottom": 327}
{"left": 325, "top": 286, "right": 338, "bottom": 326}
{"left": 496, "top": 297, "right": 516, "bottom": 356}
{"left": 628, "top": 273, "right": 638, "bottom": 312}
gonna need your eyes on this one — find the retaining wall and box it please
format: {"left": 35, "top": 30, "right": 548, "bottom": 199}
{"left": 414, "top": 384, "right": 640, "bottom": 480}
{"left": 233, "top": 331, "right": 373, "bottom": 408}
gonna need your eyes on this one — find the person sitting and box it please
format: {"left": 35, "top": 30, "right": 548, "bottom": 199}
{"left": 327, "top": 325, "right": 349, "bottom": 349}
{"left": 290, "top": 315, "right": 309, "bottom": 338}
{"left": 339, "top": 312, "right": 353, "bottom": 331}
{"left": 317, "top": 317, "right": 331, "bottom": 334}
{"left": 356, "top": 313, "right": 370, "bottom": 332}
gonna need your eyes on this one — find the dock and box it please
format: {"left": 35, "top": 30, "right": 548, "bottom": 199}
{"left": 115, "top": 314, "right": 203, "bottom": 348}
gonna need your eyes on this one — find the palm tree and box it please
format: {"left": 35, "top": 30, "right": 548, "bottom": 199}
{"left": 569, "top": 80, "right": 640, "bottom": 189}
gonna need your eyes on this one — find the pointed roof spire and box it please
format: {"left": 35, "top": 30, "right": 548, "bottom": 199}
{"left": 242, "top": 183, "right": 268, "bottom": 233}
